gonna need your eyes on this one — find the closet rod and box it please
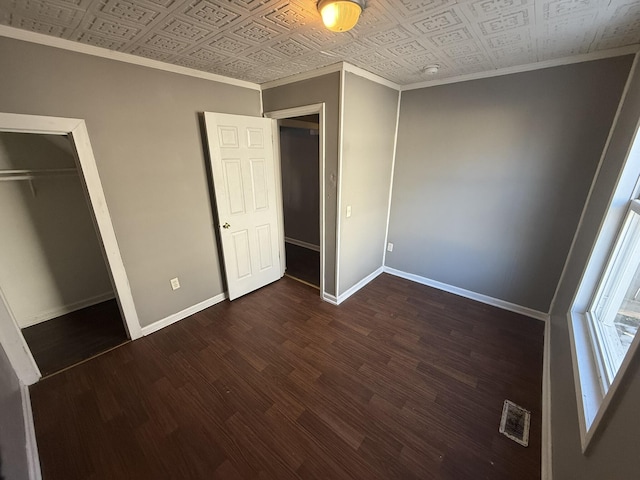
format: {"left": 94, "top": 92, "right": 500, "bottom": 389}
{"left": 0, "top": 168, "right": 78, "bottom": 181}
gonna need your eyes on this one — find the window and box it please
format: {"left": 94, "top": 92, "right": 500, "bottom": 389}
{"left": 569, "top": 121, "right": 640, "bottom": 452}
{"left": 587, "top": 200, "right": 640, "bottom": 391}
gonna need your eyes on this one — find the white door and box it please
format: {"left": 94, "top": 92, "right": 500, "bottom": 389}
{"left": 204, "top": 112, "right": 282, "bottom": 300}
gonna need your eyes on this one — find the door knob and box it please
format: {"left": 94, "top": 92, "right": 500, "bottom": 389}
{"left": 222, "top": 222, "right": 231, "bottom": 229}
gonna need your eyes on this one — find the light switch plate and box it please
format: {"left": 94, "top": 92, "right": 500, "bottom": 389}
{"left": 170, "top": 277, "right": 180, "bottom": 290}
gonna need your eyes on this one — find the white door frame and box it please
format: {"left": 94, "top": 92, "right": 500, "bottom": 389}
{"left": 264, "top": 104, "right": 326, "bottom": 300}
{"left": 0, "top": 112, "right": 142, "bottom": 385}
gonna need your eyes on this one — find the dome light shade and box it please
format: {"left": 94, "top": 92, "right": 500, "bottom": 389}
{"left": 318, "top": 0, "right": 365, "bottom": 33}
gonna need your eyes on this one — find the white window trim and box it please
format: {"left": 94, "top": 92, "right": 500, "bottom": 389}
{"left": 568, "top": 111, "right": 640, "bottom": 452}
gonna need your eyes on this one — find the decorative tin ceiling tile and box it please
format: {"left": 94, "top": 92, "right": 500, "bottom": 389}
{"left": 84, "top": 14, "right": 141, "bottom": 39}
{"left": 182, "top": 0, "right": 240, "bottom": 27}
{"left": 270, "top": 37, "right": 311, "bottom": 56}
{"left": 231, "top": 18, "right": 281, "bottom": 42}
{"left": 159, "top": 17, "right": 213, "bottom": 41}
{"left": 411, "top": 9, "right": 465, "bottom": 34}
{"left": 9, "top": 0, "right": 84, "bottom": 26}
{"left": 185, "top": 44, "right": 229, "bottom": 62}
{"left": 128, "top": 43, "right": 175, "bottom": 59}
{"left": 263, "top": 0, "right": 314, "bottom": 30}
{"left": 1, "top": 0, "right": 639, "bottom": 85}
{"left": 478, "top": 9, "right": 531, "bottom": 35}
{"left": 76, "top": 30, "right": 128, "bottom": 48}
{"left": 97, "top": 0, "right": 162, "bottom": 26}
{"left": 9, "top": 14, "right": 71, "bottom": 34}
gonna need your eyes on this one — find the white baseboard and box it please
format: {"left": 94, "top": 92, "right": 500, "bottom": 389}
{"left": 141, "top": 293, "right": 227, "bottom": 336}
{"left": 542, "top": 319, "right": 553, "bottom": 480}
{"left": 322, "top": 293, "right": 338, "bottom": 305}
{"left": 285, "top": 237, "right": 320, "bottom": 252}
{"left": 20, "top": 291, "right": 116, "bottom": 328}
{"left": 383, "top": 267, "right": 549, "bottom": 322}
{"left": 20, "top": 383, "right": 42, "bottom": 480}
{"left": 336, "top": 267, "right": 384, "bottom": 304}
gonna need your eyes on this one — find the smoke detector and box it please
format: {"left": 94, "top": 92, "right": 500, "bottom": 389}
{"left": 422, "top": 64, "right": 440, "bottom": 75}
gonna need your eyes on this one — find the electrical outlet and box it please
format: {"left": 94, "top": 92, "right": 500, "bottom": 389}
{"left": 346, "top": 205, "right": 352, "bottom": 218}
{"left": 170, "top": 277, "right": 180, "bottom": 290}
{"left": 387, "top": 242, "right": 394, "bottom": 252}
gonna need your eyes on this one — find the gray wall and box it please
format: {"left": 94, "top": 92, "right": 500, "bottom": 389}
{"left": 280, "top": 126, "right": 320, "bottom": 246}
{"left": 0, "top": 343, "right": 29, "bottom": 480}
{"left": 0, "top": 37, "right": 261, "bottom": 328}
{"left": 262, "top": 73, "right": 340, "bottom": 296}
{"left": 0, "top": 133, "right": 113, "bottom": 327}
{"left": 549, "top": 58, "right": 640, "bottom": 479}
{"left": 339, "top": 72, "right": 398, "bottom": 294}
{"left": 386, "top": 57, "right": 632, "bottom": 313}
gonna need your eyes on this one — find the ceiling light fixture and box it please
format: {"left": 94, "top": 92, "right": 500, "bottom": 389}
{"left": 317, "top": 0, "right": 366, "bottom": 33}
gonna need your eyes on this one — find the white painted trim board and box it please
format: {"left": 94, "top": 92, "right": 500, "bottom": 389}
{"left": 335, "top": 267, "right": 384, "bottom": 305}
{"left": 383, "top": 267, "right": 549, "bottom": 322}
{"left": 401, "top": 45, "right": 640, "bottom": 91}
{"left": 0, "top": 112, "right": 142, "bottom": 385}
{"left": 322, "top": 293, "right": 338, "bottom": 305}
{"left": 382, "top": 89, "right": 402, "bottom": 266}
{"left": 342, "top": 63, "right": 401, "bottom": 90}
{"left": 1, "top": 23, "right": 636, "bottom": 96}
{"left": 0, "top": 25, "right": 260, "bottom": 91}
{"left": 335, "top": 68, "right": 346, "bottom": 297}
{"left": 264, "top": 103, "right": 327, "bottom": 301}
{"left": 261, "top": 63, "right": 343, "bottom": 90}
{"left": 285, "top": 237, "right": 320, "bottom": 252}
{"left": 141, "top": 293, "right": 227, "bottom": 336}
{"left": 542, "top": 318, "right": 552, "bottom": 480}
{"left": 19, "top": 292, "right": 115, "bottom": 328}
{"left": 20, "top": 383, "right": 42, "bottom": 480}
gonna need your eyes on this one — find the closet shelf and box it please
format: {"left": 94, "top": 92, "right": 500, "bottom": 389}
{"left": 0, "top": 168, "right": 78, "bottom": 181}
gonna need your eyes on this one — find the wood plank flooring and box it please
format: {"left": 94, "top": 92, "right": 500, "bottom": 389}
{"left": 22, "top": 299, "right": 129, "bottom": 377}
{"left": 30, "top": 274, "right": 544, "bottom": 480}
{"left": 285, "top": 242, "right": 320, "bottom": 288}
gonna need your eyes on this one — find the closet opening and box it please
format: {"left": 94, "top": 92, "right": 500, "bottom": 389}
{"left": 0, "top": 131, "right": 128, "bottom": 377}
{"left": 278, "top": 114, "right": 321, "bottom": 289}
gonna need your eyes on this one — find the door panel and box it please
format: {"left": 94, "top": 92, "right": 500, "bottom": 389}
{"left": 205, "top": 112, "right": 282, "bottom": 300}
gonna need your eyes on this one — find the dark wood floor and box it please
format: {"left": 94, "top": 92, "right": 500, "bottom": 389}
{"left": 30, "top": 275, "right": 544, "bottom": 480}
{"left": 22, "top": 299, "right": 129, "bottom": 377}
{"left": 285, "top": 242, "right": 320, "bottom": 288}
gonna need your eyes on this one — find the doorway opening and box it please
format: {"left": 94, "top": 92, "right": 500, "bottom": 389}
{"left": 265, "top": 105, "right": 325, "bottom": 296}
{"left": 0, "top": 131, "right": 128, "bottom": 376}
{"left": 279, "top": 115, "right": 321, "bottom": 289}
{"left": 0, "top": 113, "right": 141, "bottom": 385}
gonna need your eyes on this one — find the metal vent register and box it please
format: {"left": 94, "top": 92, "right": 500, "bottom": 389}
{"left": 499, "top": 400, "right": 531, "bottom": 447}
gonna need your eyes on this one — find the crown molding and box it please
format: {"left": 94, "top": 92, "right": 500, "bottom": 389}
{"left": 2, "top": 24, "right": 637, "bottom": 96}
{"left": 401, "top": 44, "right": 640, "bottom": 91}
{"left": 260, "top": 63, "right": 343, "bottom": 90}
{"left": 342, "top": 63, "right": 401, "bottom": 90}
{"left": 0, "top": 25, "right": 261, "bottom": 91}
{"left": 260, "top": 61, "right": 401, "bottom": 91}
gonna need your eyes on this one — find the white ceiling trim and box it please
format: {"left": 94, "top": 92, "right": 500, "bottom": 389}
{"left": 260, "top": 61, "right": 401, "bottom": 91}
{"left": 0, "top": 25, "right": 261, "bottom": 91}
{"left": 1, "top": 22, "right": 637, "bottom": 96}
{"left": 343, "top": 63, "right": 401, "bottom": 91}
{"left": 260, "top": 62, "right": 343, "bottom": 90}
{"left": 402, "top": 44, "right": 640, "bottom": 91}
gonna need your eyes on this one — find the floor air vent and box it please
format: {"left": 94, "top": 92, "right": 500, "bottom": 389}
{"left": 499, "top": 400, "right": 530, "bottom": 447}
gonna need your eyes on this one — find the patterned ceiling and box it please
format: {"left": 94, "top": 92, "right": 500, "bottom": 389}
{"left": 0, "top": 0, "right": 639, "bottom": 85}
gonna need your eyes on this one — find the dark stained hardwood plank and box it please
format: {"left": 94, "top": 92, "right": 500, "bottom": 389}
{"left": 30, "top": 274, "right": 544, "bottom": 479}
{"left": 285, "top": 242, "right": 320, "bottom": 288}
{"left": 22, "top": 299, "right": 129, "bottom": 376}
